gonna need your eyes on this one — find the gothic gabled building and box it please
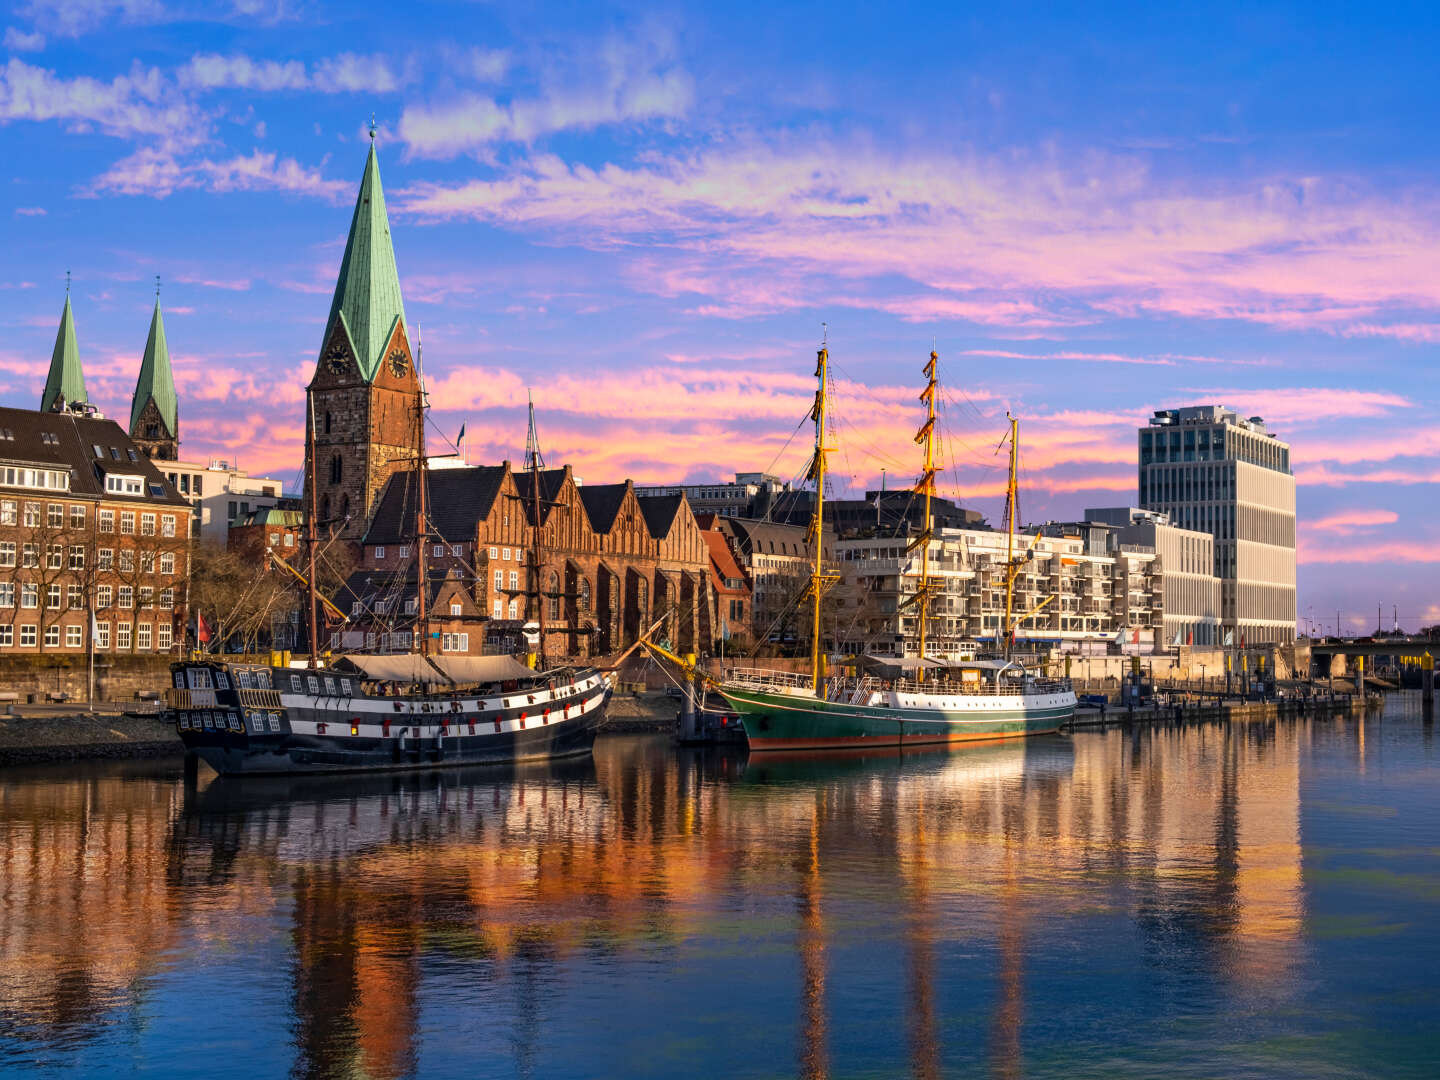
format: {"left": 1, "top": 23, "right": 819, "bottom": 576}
{"left": 304, "top": 141, "right": 421, "bottom": 540}
{"left": 129, "top": 298, "right": 179, "bottom": 460}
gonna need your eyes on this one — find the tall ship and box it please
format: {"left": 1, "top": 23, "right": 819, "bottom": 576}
{"left": 167, "top": 352, "right": 611, "bottom": 776}
{"left": 698, "top": 342, "right": 1075, "bottom": 750}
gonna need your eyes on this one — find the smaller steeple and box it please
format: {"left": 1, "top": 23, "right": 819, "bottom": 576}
{"left": 130, "top": 279, "right": 179, "bottom": 460}
{"left": 40, "top": 276, "right": 87, "bottom": 413}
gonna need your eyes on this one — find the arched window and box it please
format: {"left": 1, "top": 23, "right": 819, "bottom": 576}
{"left": 329, "top": 454, "right": 343, "bottom": 484}
{"left": 321, "top": 494, "right": 331, "bottom": 521}
{"left": 579, "top": 578, "right": 591, "bottom": 612}
{"left": 547, "top": 571, "right": 560, "bottom": 620}
{"left": 340, "top": 493, "right": 350, "bottom": 521}
{"left": 324, "top": 412, "right": 333, "bottom": 435}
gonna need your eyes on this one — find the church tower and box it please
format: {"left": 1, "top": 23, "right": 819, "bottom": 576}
{"left": 305, "top": 138, "right": 421, "bottom": 540}
{"left": 130, "top": 294, "right": 179, "bottom": 460}
{"left": 40, "top": 288, "right": 88, "bottom": 413}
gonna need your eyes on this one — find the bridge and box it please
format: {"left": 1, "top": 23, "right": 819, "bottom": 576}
{"left": 1309, "top": 636, "right": 1439, "bottom": 660}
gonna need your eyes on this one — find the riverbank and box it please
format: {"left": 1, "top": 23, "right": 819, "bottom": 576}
{"left": 0, "top": 710, "right": 182, "bottom": 765}
{"left": 1065, "top": 692, "right": 1382, "bottom": 729}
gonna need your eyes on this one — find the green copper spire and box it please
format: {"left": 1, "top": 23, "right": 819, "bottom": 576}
{"left": 323, "top": 142, "right": 408, "bottom": 382}
{"left": 131, "top": 297, "right": 177, "bottom": 437}
{"left": 40, "top": 292, "right": 87, "bottom": 413}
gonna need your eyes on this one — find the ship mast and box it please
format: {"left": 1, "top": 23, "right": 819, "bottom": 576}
{"left": 910, "top": 349, "right": 939, "bottom": 683}
{"left": 414, "top": 332, "right": 430, "bottom": 656}
{"left": 1002, "top": 413, "right": 1019, "bottom": 658}
{"left": 806, "top": 338, "right": 836, "bottom": 695}
{"left": 305, "top": 388, "right": 321, "bottom": 668}
{"left": 525, "top": 391, "right": 546, "bottom": 665}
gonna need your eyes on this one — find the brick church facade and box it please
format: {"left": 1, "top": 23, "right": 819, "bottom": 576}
{"left": 303, "top": 140, "right": 422, "bottom": 540}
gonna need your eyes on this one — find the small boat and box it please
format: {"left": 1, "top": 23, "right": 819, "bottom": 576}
{"left": 712, "top": 341, "right": 1075, "bottom": 750}
{"left": 169, "top": 654, "right": 610, "bottom": 775}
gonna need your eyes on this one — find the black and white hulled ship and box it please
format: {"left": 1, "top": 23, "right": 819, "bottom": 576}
{"left": 168, "top": 653, "right": 610, "bottom": 776}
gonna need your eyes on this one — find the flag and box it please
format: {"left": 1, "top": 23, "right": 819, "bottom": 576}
{"left": 1186, "top": 629, "right": 1193, "bottom": 646}
{"left": 196, "top": 612, "right": 212, "bottom": 645}
{"left": 457, "top": 423, "right": 466, "bottom": 444}
{"left": 1132, "top": 628, "right": 1140, "bottom": 645}
{"left": 1239, "top": 632, "right": 1246, "bottom": 649}
{"left": 1224, "top": 629, "right": 1234, "bottom": 646}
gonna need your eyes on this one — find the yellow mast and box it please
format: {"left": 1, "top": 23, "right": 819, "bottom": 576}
{"left": 909, "top": 349, "right": 938, "bottom": 683}
{"left": 1003, "top": 413, "right": 1019, "bottom": 658}
{"left": 807, "top": 341, "right": 837, "bottom": 695}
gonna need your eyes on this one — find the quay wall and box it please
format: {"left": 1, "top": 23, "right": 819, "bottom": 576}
{"left": 0, "top": 655, "right": 175, "bottom": 704}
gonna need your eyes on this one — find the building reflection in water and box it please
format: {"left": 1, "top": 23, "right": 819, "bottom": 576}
{"left": 0, "top": 720, "right": 1308, "bottom": 1076}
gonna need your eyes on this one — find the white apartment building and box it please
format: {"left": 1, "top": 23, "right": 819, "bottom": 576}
{"left": 1087, "top": 507, "right": 1223, "bottom": 647}
{"left": 159, "top": 459, "right": 287, "bottom": 544}
{"left": 1138, "top": 406, "right": 1297, "bottom": 644}
{"left": 834, "top": 525, "right": 1179, "bottom": 659}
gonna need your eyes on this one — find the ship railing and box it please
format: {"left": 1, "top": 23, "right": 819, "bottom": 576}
{"left": 166, "top": 687, "right": 216, "bottom": 709}
{"left": 886, "top": 675, "right": 1071, "bottom": 697}
{"left": 725, "top": 668, "right": 816, "bottom": 693}
{"left": 846, "top": 676, "right": 879, "bottom": 705}
{"left": 238, "top": 688, "right": 283, "bottom": 710}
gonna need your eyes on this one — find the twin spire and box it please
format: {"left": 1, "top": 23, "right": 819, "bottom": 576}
{"left": 39, "top": 281, "right": 179, "bottom": 458}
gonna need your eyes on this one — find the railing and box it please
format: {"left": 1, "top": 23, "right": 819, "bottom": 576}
{"left": 165, "top": 687, "right": 216, "bottom": 709}
{"left": 725, "top": 668, "right": 816, "bottom": 693}
{"left": 238, "top": 688, "right": 282, "bottom": 710}
{"left": 887, "top": 676, "right": 1072, "bottom": 698}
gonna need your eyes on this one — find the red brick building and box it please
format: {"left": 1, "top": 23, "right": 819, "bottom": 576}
{"left": 336, "top": 464, "right": 714, "bottom": 659}
{"left": 0, "top": 405, "right": 191, "bottom": 655}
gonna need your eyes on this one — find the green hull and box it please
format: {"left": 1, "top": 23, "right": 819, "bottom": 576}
{"left": 719, "top": 686, "right": 1073, "bottom": 751}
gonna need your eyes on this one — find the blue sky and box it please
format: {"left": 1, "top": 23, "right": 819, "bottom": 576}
{"left": 2, "top": 1, "right": 1439, "bottom": 632}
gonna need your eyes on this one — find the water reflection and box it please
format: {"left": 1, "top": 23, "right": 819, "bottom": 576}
{"left": 0, "top": 717, "right": 1330, "bottom": 1078}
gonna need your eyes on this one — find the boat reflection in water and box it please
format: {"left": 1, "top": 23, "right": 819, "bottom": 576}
{"left": 0, "top": 716, "right": 1326, "bottom": 1078}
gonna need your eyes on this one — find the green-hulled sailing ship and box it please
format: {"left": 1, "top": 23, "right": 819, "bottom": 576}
{"left": 712, "top": 342, "right": 1075, "bottom": 751}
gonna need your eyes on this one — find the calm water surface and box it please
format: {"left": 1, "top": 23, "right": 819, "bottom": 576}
{"left": 2, "top": 699, "right": 1438, "bottom": 1078}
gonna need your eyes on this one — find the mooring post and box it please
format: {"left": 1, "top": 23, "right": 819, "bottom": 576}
{"left": 680, "top": 653, "right": 698, "bottom": 741}
{"left": 1423, "top": 652, "right": 1434, "bottom": 714}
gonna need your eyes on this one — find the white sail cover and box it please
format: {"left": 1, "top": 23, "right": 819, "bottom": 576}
{"left": 337, "top": 654, "right": 536, "bottom": 685}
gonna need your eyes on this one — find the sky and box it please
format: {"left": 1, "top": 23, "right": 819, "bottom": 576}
{"left": 1, "top": 1, "right": 1439, "bottom": 633}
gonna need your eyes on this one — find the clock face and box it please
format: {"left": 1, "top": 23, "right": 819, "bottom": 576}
{"left": 325, "top": 346, "right": 349, "bottom": 375}
{"left": 389, "top": 350, "right": 409, "bottom": 378}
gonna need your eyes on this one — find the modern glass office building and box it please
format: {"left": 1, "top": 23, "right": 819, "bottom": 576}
{"left": 1138, "top": 406, "right": 1296, "bottom": 644}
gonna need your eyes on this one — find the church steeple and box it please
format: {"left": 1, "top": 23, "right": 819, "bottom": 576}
{"left": 130, "top": 289, "right": 179, "bottom": 460}
{"left": 306, "top": 138, "right": 422, "bottom": 541}
{"left": 40, "top": 288, "right": 87, "bottom": 413}
{"left": 321, "top": 141, "right": 408, "bottom": 382}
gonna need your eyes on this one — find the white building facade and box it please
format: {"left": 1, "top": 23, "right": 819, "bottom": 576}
{"left": 1138, "top": 406, "right": 1297, "bottom": 644}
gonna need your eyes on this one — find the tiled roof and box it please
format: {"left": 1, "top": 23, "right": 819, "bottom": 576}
{"left": 637, "top": 493, "right": 684, "bottom": 539}
{"left": 0, "top": 405, "right": 187, "bottom": 506}
{"left": 512, "top": 467, "right": 569, "bottom": 526}
{"left": 577, "top": 482, "right": 629, "bottom": 534}
{"left": 363, "top": 465, "right": 507, "bottom": 545}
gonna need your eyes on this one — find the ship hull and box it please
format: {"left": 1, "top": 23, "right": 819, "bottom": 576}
{"left": 719, "top": 686, "right": 1072, "bottom": 751}
{"left": 182, "top": 705, "right": 605, "bottom": 776}
{"left": 170, "top": 662, "right": 611, "bottom": 777}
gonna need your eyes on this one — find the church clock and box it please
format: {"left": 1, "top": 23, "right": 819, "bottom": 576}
{"left": 389, "top": 350, "right": 409, "bottom": 378}
{"left": 325, "top": 346, "right": 349, "bottom": 375}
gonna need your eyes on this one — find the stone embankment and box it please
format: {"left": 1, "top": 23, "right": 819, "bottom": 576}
{"left": 603, "top": 691, "right": 680, "bottom": 733}
{"left": 0, "top": 709, "right": 181, "bottom": 765}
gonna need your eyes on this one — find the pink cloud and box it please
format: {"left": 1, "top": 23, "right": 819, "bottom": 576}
{"left": 1308, "top": 509, "right": 1399, "bottom": 534}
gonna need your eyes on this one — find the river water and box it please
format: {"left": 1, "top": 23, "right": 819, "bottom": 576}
{"left": 1, "top": 698, "right": 1437, "bottom": 1078}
